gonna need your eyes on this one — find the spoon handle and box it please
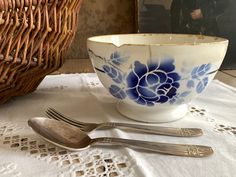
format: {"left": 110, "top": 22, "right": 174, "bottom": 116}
{"left": 92, "top": 137, "right": 213, "bottom": 157}
{"left": 100, "top": 122, "right": 203, "bottom": 137}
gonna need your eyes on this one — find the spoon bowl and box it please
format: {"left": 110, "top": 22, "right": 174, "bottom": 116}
{"left": 28, "top": 117, "right": 92, "bottom": 150}
{"left": 28, "top": 117, "right": 214, "bottom": 157}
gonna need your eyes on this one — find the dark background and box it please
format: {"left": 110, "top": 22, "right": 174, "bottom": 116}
{"left": 138, "top": 0, "right": 236, "bottom": 69}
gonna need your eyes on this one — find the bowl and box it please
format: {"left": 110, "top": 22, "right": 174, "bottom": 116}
{"left": 87, "top": 34, "right": 228, "bottom": 123}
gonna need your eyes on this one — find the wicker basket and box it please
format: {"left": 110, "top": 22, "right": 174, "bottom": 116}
{"left": 0, "top": 0, "right": 83, "bottom": 103}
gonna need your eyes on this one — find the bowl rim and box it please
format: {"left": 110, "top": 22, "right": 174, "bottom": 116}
{"left": 87, "top": 33, "right": 229, "bottom": 48}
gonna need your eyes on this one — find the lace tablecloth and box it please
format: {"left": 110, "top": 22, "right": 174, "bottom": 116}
{"left": 0, "top": 73, "right": 236, "bottom": 177}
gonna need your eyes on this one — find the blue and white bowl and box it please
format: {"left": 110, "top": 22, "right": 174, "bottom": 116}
{"left": 87, "top": 34, "right": 228, "bottom": 122}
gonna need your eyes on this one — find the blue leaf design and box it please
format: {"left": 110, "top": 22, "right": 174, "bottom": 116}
{"left": 191, "top": 67, "right": 198, "bottom": 79}
{"left": 196, "top": 77, "right": 209, "bottom": 93}
{"left": 110, "top": 51, "right": 128, "bottom": 65}
{"left": 198, "top": 64, "right": 206, "bottom": 76}
{"left": 109, "top": 85, "right": 126, "bottom": 99}
{"left": 187, "top": 80, "right": 195, "bottom": 88}
{"left": 196, "top": 82, "right": 204, "bottom": 93}
{"left": 204, "top": 63, "right": 211, "bottom": 73}
{"left": 103, "top": 65, "right": 123, "bottom": 84}
{"left": 203, "top": 77, "right": 209, "bottom": 83}
{"left": 180, "top": 91, "right": 191, "bottom": 97}
{"left": 187, "top": 63, "right": 212, "bottom": 94}
{"left": 191, "top": 64, "right": 212, "bottom": 79}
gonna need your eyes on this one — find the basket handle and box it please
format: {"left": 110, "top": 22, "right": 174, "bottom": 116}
{"left": 0, "top": 0, "right": 50, "bottom": 11}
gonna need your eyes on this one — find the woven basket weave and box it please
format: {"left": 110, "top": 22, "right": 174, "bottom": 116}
{"left": 0, "top": 0, "right": 82, "bottom": 103}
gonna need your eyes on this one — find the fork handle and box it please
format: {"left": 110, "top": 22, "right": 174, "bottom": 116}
{"left": 92, "top": 137, "right": 213, "bottom": 157}
{"left": 99, "top": 122, "right": 203, "bottom": 137}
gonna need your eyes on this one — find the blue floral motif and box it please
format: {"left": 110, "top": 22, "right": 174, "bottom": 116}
{"left": 110, "top": 51, "right": 128, "bottom": 65}
{"left": 191, "top": 63, "right": 211, "bottom": 78}
{"left": 103, "top": 65, "right": 123, "bottom": 84}
{"left": 187, "top": 80, "right": 195, "bottom": 88}
{"left": 196, "top": 77, "right": 208, "bottom": 93}
{"left": 170, "top": 91, "right": 191, "bottom": 105}
{"left": 89, "top": 48, "right": 215, "bottom": 107}
{"left": 125, "top": 59, "right": 181, "bottom": 106}
{"left": 188, "top": 63, "right": 211, "bottom": 93}
{"left": 109, "top": 85, "right": 126, "bottom": 99}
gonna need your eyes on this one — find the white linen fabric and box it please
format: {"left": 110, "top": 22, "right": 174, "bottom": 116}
{"left": 0, "top": 73, "right": 235, "bottom": 177}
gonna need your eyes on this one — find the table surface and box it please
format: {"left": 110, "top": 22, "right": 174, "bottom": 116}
{"left": 57, "top": 59, "right": 236, "bottom": 87}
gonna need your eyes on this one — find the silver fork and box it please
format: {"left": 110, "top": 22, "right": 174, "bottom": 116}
{"left": 45, "top": 107, "right": 203, "bottom": 137}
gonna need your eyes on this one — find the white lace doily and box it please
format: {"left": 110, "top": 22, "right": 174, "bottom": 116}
{"left": 0, "top": 73, "right": 235, "bottom": 177}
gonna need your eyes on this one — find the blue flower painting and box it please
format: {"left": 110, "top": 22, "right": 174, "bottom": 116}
{"left": 187, "top": 63, "right": 212, "bottom": 93}
{"left": 109, "top": 85, "right": 126, "bottom": 99}
{"left": 102, "top": 65, "right": 123, "bottom": 84}
{"left": 110, "top": 51, "right": 128, "bottom": 65}
{"left": 126, "top": 59, "right": 181, "bottom": 106}
{"left": 89, "top": 49, "right": 214, "bottom": 107}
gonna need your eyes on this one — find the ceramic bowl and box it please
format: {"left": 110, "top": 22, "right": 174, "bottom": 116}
{"left": 87, "top": 34, "right": 228, "bottom": 123}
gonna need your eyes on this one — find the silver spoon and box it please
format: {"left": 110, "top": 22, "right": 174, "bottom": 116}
{"left": 28, "top": 117, "right": 213, "bottom": 157}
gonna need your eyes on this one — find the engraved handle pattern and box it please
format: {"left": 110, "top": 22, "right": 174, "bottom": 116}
{"left": 100, "top": 123, "right": 203, "bottom": 137}
{"left": 93, "top": 137, "right": 213, "bottom": 158}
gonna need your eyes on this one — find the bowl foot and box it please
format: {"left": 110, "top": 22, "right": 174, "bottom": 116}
{"left": 116, "top": 102, "right": 188, "bottom": 123}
